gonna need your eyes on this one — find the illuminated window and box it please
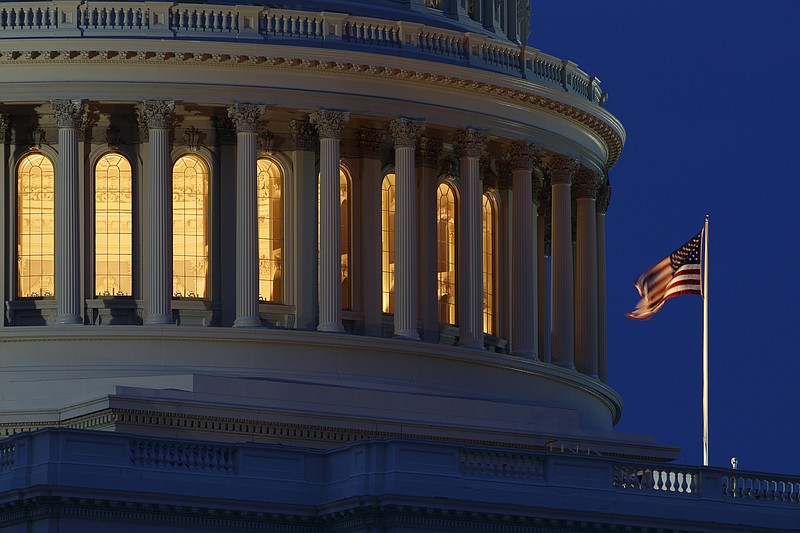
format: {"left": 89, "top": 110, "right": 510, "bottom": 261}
{"left": 95, "top": 153, "right": 133, "bottom": 297}
{"left": 437, "top": 182, "right": 457, "bottom": 324}
{"left": 172, "top": 155, "right": 209, "bottom": 298}
{"left": 317, "top": 166, "right": 352, "bottom": 309}
{"left": 257, "top": 158, "right": 282, "bottom": 303}
{"left": 482, "top": 193, "right": 496, "bottom": 335}
{"left": 381, "top": 173, "right": 395, "bottom": 313}
{"left": 17, "top": 153, "right": 55, "bottom": 298}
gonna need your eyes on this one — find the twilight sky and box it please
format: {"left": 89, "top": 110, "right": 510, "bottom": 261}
{"left": 531, "top": 1, "right": 800, "bottom": 475}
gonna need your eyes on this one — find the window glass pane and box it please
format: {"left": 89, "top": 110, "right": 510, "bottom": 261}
{"left": 381, "top": 173, "right": 395, "bottom": 313}
{"left": 437, "top": 182, "right": 456, "bottom": 324}
{"left": 95, "top": 153, "right": 133, "bottom": 296}
{"left": 257, "top": 158, "right": 282, "bottom": 303}
{"left": 482, "top": 193, "right": 495, "bottom": 335}
{"left": 17, "top": 154, "right": 55, "bottom": 298}
{"left": 172, "top": 155, "right": 208, "bottom": 298}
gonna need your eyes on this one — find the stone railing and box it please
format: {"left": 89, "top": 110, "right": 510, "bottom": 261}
{"left": 0, "top": 1, "right": 605, "bottom": 105}
{"left": 613, "top": 462, "right": 698, "bottom": 493}
{"left": 722, "top": 472, "right": 800, "bottom": 503}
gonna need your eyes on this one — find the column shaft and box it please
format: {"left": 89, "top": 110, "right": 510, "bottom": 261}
{"left": 393, "top": 145, "right": 418, "bottom": 339}
{"left": 233, "top": 130, "right": 260, "bottom": 326}
{"left": 55, "top": 124, "right": 81, "bottom": 324}
{"left": 510, "top": 162, "right": 536, "bottom": 357}
{"left": 575, "top": 196, "right": 598, "bottom": 377}
{"left": 537, "top": 212, "right": 549, "bottom": 360}
{"left": 458, "top": 154, "right": 483, "bottom": 348}
{"left": 317, "top": 137, "right": 344, "bottom": 332}
{"left": 145, "top": 126, "right": 172, "bottom": 324}
{"left": 597, "top": 184, "right": 611, "bottom": 383}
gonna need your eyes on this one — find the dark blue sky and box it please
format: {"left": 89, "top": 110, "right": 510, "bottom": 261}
{"left": 532, "top": 1, "right": 800, "bottom": 475}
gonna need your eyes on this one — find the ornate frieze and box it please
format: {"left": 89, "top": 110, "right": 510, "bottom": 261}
{"left": 543, "top": 153, "right": 579, "bottom": 186}
{"left": 453, "top": 128, "right": 488, "bottom": 158}
{"left": 288, "top": 119, "right": 317, "bottom": 151}
{"left": 357, "top": 127, "right": 384, "bottom": 158}
{"left": 389, "top": 118, "right": 425, "bottom": 148}
{"left": 50, "top": 99, "right": 85, "bottom": 129}
{"left": 227, "top": 104, "right": 265, "bottom": 134}
{"left": 309, "top": 110, "right": 349, "bottom": 140}
{"left": 139, "top": 100, "right": 175, "bottom": 130}
{"left": 597, "top": 184, "right": 612, "bottom": 214}
{"left": 572, "top": 167, "right": 602, "bottom": 198}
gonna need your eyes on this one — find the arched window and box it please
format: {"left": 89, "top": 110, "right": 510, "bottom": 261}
{"left": 257, "top": 158, "right": 282, "bottom": 303}
{"left": 482, "top": 193, "right": 496, "bottom": 335}
{"left": 381, "top": 173, "right": 396, "bottom": 313}
{"left": 95, "top": 153, "right": 133, "bottom": 297}
{"left": 172, "top": 154, "right": 209, "bottom": 299}
{"left": 317, "top": 166, "right": 352, "bottom": 309}
{"left": 17, "top": 153, "right": 55, "bottom": 298}
{"left": 437, "top": 182, "right": 457, "bottom": 324}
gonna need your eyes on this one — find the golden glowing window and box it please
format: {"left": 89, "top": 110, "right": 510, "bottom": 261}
{"left": 258, "top": 158, "right": 283, "bottom": 303}
{"left": 17, "top": 153, "right": 55, "bottom": 298}
{"left": 172, "top": 155, "right": 209, "bottom": 298}
{"left": 95, "top": 153, "right": 133, "bottom": 297}
{"left": 317, "top": 167, "right": 352, "bottom": 309}
{"left": 482, "top": 193, "right": 496, "bottom": 335}
{"left": 437, "top": 182, "right": 457, "bottom": 324}
{"left": 381, "top": 173, "right": 395, "bottom": 313}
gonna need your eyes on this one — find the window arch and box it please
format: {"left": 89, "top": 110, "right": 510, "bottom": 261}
{"left": 482, "top": 192, "right": 496, "bottom": 335}
{"left": 95, "top": 153, "right": 133, "bottom": 297}
{"left": 257, "top": 158, "right": 283, "bottom": 303}
{"left": 381, "top": 172, "right": 396, "bottom": 313}
{"left": 17, "top": 153, "right": 55, "bottom": 298}
{"left": 172, "top": 154, "right": 209, "bottom": 298}
{"left": 437, "top": 181, "right": 457, "bottom": 324}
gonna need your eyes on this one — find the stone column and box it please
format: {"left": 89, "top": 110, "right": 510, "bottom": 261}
{"left": 453, "top": 129, "right": 488, "bottom": 349}
{"left": 537, "top": 185, "right": 551, "bottom": 361}
{"left": 309, "top": 110, "right": 349, "bottom": 333}
{"left": 597, "top": 183, "right": 611, "bottom": 383}
{"left": 545, "top": 154, "right": 578, "bottom": 369}
{"left": 0, "top": 115, "right": 7, "bottom": 326}
{"left": 141, "top": 101, "right": 174, "bottom": 325}
{"left": 389, "top": 119, "right": 425, "bottom": 340}
{"left": 507, "top": 142, "right": 538, "bottom": 358}
{"left": 358, "top": 127, "right": 385, "bottom": 337}
{"left": 574, "top": 167, "right": 601, "bottom": 378}
{"left": 51, "top": 99, "right": 84, "bottom": 325}
{"left": 228, "top": 104, "right": 265, "bottom": 327}
{"left": 417, "top": 137, "right": 443, "bottom": 342}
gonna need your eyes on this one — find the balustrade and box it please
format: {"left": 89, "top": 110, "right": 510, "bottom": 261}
{"left": 723, "top": 473, "right": 800, "bottom": 503}
{"left": 460, "top": 448, "right": 544, "bottom": 480}
{"left": 613, "top": 463, "right": 698, "bottom": 493}
{"left": 130, "top": 439, "right": 235, "bottom": 473}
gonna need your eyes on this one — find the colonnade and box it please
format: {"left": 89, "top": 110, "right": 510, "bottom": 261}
{"left": 6, "top": 101, "right": 610, "bottom": 381}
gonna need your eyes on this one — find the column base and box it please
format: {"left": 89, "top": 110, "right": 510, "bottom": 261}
{"left": 554, "top": 361, "right": 576, "bottom": 371}
{"left": 511, "top": 349, "right": 539, "bottom": 360}
{"left": 144, "top": 314, "right": 173, "bottom": 326}
{"left": 317, "top": 322, "right": 345, "bottom": 333}
{"left": 233, "top": 316, "right": 262, "bottom": 328}
{"left": 54, "top": 314, "right": 82, "bottom": 325}
{"left": 393, "top": 330, "right": 420, "bottom": 341}
{"left": 457, "top": 338, "right": 484, "bottom": 350}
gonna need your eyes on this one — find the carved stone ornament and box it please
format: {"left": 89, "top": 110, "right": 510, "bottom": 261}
{"left": 183, "top": 126, "right": 202, "bottom": 151}
{"left": 257, "top": 130, "right": 275, "bottom": 155}
{"left": 389, "top": 118, "right": 425, "bottom": 148}
{"left": 452, "top": 128, "right": 488, "bottom": 158}
{"left": 78, "top": 106, "right": 98, "bottom": 142}
{"left": 289, "top": 119, "right": 317, "bottom": 151}
{"left": 506, "top": 141, "right": 535, "bottom": 171}
{"left": 227, "top": 104, "right": 265, "bottom": 134}
{"left": 572, "top": 167, "right": 602, "bottom": 198}
{"left": 308, "top": 110, "right": 350, "bottom": 140}
{"left": 416, "top": 137, "right": 442, "bottom": 168}
{"left": 29, "top": 127, "right": 46, "bottom": 150}
{"left": 597, "top": 184, "right": 612, "bottom": 214}
{"left": 543, "top": 153, "right": 579, "bottom": 186}
{"left": 106, "top": 124, "right": 121, "bottom": 149}
{"left": 139, "top": 100, "right": 175, "bottom": 130}
{"left": 357, "top": 127, "right": 384, "bottom": 158}
{"left": 50, "top": 99, "right": 85, "bottom": 129}
{"left": 0, "top": 113, "right": 8, "bottom": 143}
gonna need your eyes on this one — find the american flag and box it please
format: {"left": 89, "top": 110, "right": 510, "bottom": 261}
{"left": 627, "top": 230, "right": 703, "bottom": 320}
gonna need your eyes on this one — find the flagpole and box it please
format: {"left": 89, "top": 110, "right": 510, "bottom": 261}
{"left": 702, "top": 214, "right": 709, "bottom": 467}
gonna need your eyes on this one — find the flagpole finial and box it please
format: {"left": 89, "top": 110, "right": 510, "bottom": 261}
{"left": 705, "top": 213, "right": 710, "bottom": 220}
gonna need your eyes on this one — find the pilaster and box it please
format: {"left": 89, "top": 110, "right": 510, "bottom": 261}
{"left": 357, "top": 127, "right": 385, "bottom": 337}
{"left": 416, "top": 137, "right": 443, "bottom": 343}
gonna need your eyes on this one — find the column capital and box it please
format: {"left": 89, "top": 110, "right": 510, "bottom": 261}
{"left": 289, "top": 119, "right": 317, "bottom": 151}
{"left": 309, "top": 110, "right": 350, "bottom": 139}
{"left": 506, "top": 141, "right": 536, "bottom": 171}
{"left": 453, "top": 128, "right": 488, "bottom": 158}
{"left": 50, "top": 99, "right": 85, "bottom": 129}
{"left": 357, "top": 127, "right": 384, "bottom": 158}
{"left": 0, "top": 113, "right": 9, "bottom": 142}
{"left": 416, "top": 137, "right": 443, "bottom": 168}
{"left": 227, "top": 104, "right": 266, "bottom": 133}
{"left": 140, "top": 100, "right": 175, "bottom": 129}
{"left": 543, "top": 153, "right": 579, "bottom": 186}
{"left": 573, "top": 167, "right": 602, "bottom": 199}
{"left": 389, "top": 118, "right": 425, "bottom": 148}
{"left": 597, "top": 184, "right": 612, "bottom": 214}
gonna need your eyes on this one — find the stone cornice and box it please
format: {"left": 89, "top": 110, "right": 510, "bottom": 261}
{"left": 0, "top": 47, "right": 623, "bottom": 166}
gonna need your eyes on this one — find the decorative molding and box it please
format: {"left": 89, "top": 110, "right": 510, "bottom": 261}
{"left": 227, "top": 104, "right": 265, "bottom": 134}
{"left": 572, "top": 167, "right": 601, "bottom": 199}
{"left": 357, "top": 127, "right": 385, "bottom": 158}
{"left": 416, "top": 136, "right": 442, "bottom": 169}
{"left": 50, "top": 99, "right": 85, "bottom": 129}
{"left": 309, "top": 110, "right": 349, "bottom": 139}
{"left": 389, "top": 118, "right": 425, "bottom": 148}
{"left": 139, "top": 100, "right": 175, "bottom": 130}
{"left": 289, "top": 119, "right": 317, "bottom": 151}
{"left": 452, "top": 128, "right": 488, "bottom": 158}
